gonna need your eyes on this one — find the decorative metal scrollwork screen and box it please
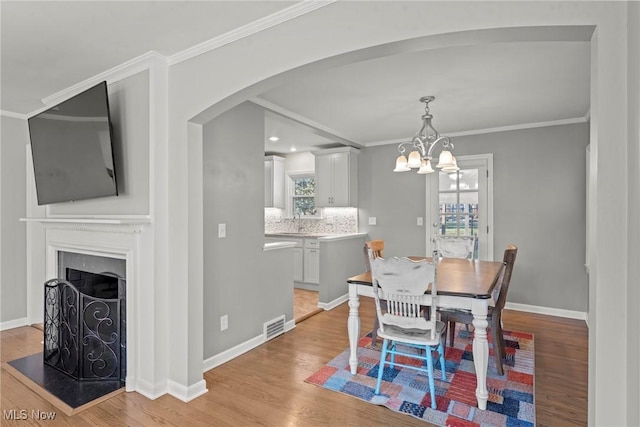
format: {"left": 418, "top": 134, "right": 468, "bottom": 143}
{"left": 44, "top": 275, "right": 124, "bottom": 383}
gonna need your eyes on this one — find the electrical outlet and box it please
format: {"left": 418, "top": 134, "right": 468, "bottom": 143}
{"left": 417, "top": 217, "right": 424, "bottom": 226}
{"left": 368, "top": 217, "right": 377, "bottom": 226}
{"left": 218, "top": 223, "right": 226, "bottom": 238}
{"left": 220, "top": 314, "right": 228, "bottom": 331}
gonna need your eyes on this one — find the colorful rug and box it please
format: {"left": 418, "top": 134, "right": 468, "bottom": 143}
{"left": 305, "top": 326, "right": 535, "bottom": 426}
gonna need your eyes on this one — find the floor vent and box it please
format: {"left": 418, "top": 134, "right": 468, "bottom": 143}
{"left": 264, "top": 315, "right": 286, "bottom": 341}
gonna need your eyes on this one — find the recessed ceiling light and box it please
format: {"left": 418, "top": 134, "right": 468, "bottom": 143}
{"left": 269, "top": 136, "right": 279, "bottom": 142}
{"left": 290, "top": 147, "right": 297, "bottom": 152}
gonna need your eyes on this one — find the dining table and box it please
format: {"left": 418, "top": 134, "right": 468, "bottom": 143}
{"left": 346, "top": 256, "right": 505, "bottom": 410}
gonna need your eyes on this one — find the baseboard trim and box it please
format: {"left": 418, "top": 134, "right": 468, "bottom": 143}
{"left": 0, "top": 317, "right": 29, "bottom": 331}
{"left": 318, "top": 294, "right": 348, "bottom": 311}
{"left": 505, "top": 302, "right": 587, "bottom": 321}
{"left": 203, "top": 318, "right": 295, "bottom": 373}
{"left": 167, "top": 379, "right": 208, "bottom": 403}
{"left": 134, "top": 378, "right": 167, "bottom": 401}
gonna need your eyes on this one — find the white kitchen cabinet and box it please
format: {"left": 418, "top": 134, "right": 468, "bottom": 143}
{"left": 314, "top": 147, "right": 358, "bottom": 207}
{"left": 264, "top": 155, "right": 285, "bottom": 208}
{"left": 303, "top": 239, "right": 320, "bottom": 284}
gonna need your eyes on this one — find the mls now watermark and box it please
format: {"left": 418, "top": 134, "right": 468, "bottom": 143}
{"left": 3, "top": 409, "right": 57, "bottom": 420}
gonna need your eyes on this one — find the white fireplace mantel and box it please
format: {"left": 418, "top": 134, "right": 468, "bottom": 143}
{"left": 20, "top": 217, "right": 151, "bottom": 225}
{"left": 25, "top": 214, "right": 160, "bottom": 398}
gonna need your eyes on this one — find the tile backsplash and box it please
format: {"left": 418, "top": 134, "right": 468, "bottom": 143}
{"left": 265, "top": 207, "right": 358, "bottom": 234}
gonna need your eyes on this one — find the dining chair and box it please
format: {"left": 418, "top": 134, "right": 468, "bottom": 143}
{"left": 433, "top": 235, "right": 476, "bottom": 260}
{"left": 438, "top": 244, "right": 518, "bottom": 375}
{"left": 364, "top": 240, "right": 385, "bottom": 346}
{"left": 370, "top": 256, "right": 446, "bottom": 408}
{"left": 363, "top": 239, "right": 384, "bottom": 272}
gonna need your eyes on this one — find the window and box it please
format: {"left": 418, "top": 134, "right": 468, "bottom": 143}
{"left": 437, "top": 169, "right": 480, "bottom": 237}
{"left": 427, "top": 154, "right": 493, "bottom": 260}
{"left": 291, "top": 175, "right": 317, "bottom": 217}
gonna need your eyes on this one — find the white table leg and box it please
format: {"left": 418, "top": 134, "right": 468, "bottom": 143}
{"left": 471, "top": 298, "right": 489, "bottom": 410}
{"left": 347, "top": 284, "right": 361, "bottom": 374}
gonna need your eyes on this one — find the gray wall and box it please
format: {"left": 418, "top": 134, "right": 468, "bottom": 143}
{"left": 203, "top": 102, "right": 293, "bottom": 358}
{"left": 0, "top": 116, "right": 28, "bottom": 322}
{"left": 319, "top": 236, "right": 367, "bottom": 304}
{"left": 626, "top": 3, "right": 640, "bottom": 423}
{"left": 358, "top": 143, "right": 427, "bottom": 258}
{"left": 359, "top": 123, "right": 589, "bottom": 312}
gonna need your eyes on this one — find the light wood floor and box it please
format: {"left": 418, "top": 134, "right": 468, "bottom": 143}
{"left": 293, "top": 288, "right": 322, "bottom": 323}
{"left": 1, "top": 298, "right": 587, "bottom": 426}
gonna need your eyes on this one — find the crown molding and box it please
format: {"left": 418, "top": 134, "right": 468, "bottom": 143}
{"left": 365, "top": 116, "right": 589, "bottom": 147}
{"left": 30, "top": 2, "right": 335, "bottom": 115}
{"left": 447, "top": 117, "right": 589, "bottom": 137}
{"left": 167, "top": 0, "right": 337, "bottom": 66}
{"left": 40, "top": 51, "right": 167, "bottom": 110}
{"left": 0, "top": 110, "right": 29, "bottom": 120}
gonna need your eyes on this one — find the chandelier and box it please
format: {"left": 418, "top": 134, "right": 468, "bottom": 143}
{"left": 394, "top": 96, "right": 459, "bottom": 174}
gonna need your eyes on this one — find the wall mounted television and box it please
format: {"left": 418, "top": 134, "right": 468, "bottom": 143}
{"left": 28, "top": 81, "right": 118, "bottom": 205}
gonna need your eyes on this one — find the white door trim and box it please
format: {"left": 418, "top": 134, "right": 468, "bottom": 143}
{"left": 425, "top": 153, "right": 494, "bottom": 261}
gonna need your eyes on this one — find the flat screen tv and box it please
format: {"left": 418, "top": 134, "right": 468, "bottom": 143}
{"left": 28, "top": 81, "right": 118, "bottom": 205}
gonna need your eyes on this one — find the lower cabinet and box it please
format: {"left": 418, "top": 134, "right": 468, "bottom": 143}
{"left": 303, "top": 247, "right": 320, "bottom": 284}
{"left": 303, "top": 238, "right": 320, "bottom": 285}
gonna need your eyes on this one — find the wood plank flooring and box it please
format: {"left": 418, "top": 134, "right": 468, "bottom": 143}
{"left": 293, "top": 288, "right": 322, "bottom": 323}
{"left": 1, "top": 298, "right": 587, "bottom": 426}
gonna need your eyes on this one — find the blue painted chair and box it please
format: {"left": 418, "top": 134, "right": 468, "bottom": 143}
{"left": 370, "top": 256, "right": 446, "bottom": 409}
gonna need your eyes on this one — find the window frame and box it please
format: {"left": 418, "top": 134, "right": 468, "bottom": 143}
{"left": 287, "top": 171, "right": 321, "bottom": 219}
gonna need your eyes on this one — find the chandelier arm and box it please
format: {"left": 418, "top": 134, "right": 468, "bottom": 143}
{"left": 397, "top": 141, "right": 413, "bottom": 155}
{"left": 426, "top": 136, "right": 452, "bottom": 157}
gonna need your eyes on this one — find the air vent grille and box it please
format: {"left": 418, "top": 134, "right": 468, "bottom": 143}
{"left": 264, "top": 315, "right": 285, "bottom": 341}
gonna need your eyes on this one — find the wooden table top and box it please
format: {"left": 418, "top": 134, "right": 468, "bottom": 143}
{"left": 347, "top": 257, "right": 505, "bottom": 299}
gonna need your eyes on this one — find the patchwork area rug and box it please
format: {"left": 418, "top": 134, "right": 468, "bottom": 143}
{"left": 305, "top": 326, "right": 535, "bottom": 426}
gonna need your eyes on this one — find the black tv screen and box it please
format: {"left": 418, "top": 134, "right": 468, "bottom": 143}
{"left": 28, "top": 81, "right": 118, "bottom": 205}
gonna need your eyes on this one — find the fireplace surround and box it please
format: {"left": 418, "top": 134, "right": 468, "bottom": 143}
{"left": 39, "top": 220, "right": 146, "bottom": 394}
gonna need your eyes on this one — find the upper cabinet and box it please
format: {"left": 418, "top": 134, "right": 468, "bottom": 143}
{"left": 314, "top": 147, "right": 359, "bottom": 207}
{"left": 265, "top": 155, "right": 285, "bottom": 208}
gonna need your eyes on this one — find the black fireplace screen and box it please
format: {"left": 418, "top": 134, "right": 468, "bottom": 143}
{"left": 43, "top": 271, "right": 125, "bottom": 383}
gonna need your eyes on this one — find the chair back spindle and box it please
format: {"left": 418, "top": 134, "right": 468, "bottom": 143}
{"left": 370, "top": 256, "right": 438, "bottom": 340}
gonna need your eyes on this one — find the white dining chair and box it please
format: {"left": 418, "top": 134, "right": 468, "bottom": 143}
{"left": 370, "top": 256, "right": 446, "bottom": 408}
{"left": 434, "top": 235, "right": 476, "bottom": 260}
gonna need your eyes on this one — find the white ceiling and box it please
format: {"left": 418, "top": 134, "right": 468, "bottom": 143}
{"left": 1, "top": 1, "right": 591, "bottom": 154}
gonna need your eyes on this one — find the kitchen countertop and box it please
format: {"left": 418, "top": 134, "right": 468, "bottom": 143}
{"left": 265, "top": 232, "right": 367, "bottom": 240}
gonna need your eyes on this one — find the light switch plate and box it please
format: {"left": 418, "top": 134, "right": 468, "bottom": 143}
{"left": 417, "top": 217, "right": 424, "bottom": 226}
{"left": 218, "top": 223, "right": 226, "bottom": 238}
{"left": 368, "top": 217, "right": 377, "bottom": 226}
